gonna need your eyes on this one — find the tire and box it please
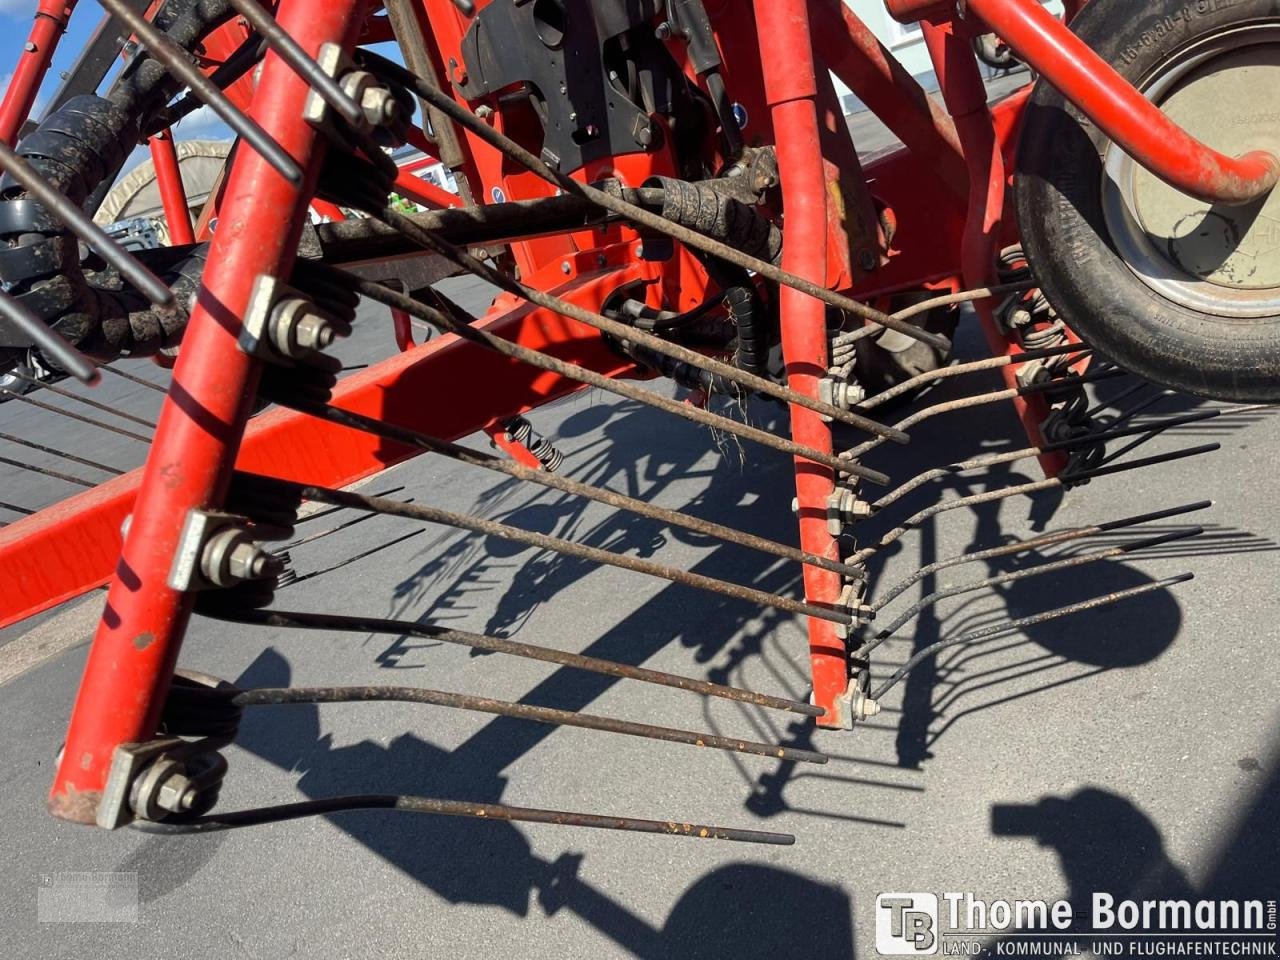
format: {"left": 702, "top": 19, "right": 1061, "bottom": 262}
{"left": 1014, "top": 0, "right": 1280, "bottom": 402}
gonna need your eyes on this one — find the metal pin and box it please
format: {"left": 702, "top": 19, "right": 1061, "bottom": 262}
{"left": 207, "top": 606, "right": 826, "bottom": 717}
{"left": 870, "top": 574, "right": 1194, "bottom": 700}
{"left": 372, "top": 206, "right": 909, "bottom": 444}
{"left": 854, "top": 443, "right": 1220, "bottom": 562}
{"left": 861, "top": 527, "right": 1203, "bottom": 655}
{"left": 97, "top": 0, "right": 302, "bottom": 185}
{"left": 279, "top": 394, "right": 867, "bottom": 580}
{"left": 237, "top": 472, "right": 854, "bottom": 625}
{"left": 0, "top": 139, "right": 173, "bottom": 306}
{"left": 870, "top": 500, "right": 1212, "bottom": 612}
{"left": 229, "top": 685, "right": 828, "bottom": 763}
{"left": 320, "top": 267, "right": 892, "bottom": 484}
{"left": 129, "top": 793, "right": 794, "bottom": 844}
{"left": 0, "top": 291, "right": 99, "bottom": 385}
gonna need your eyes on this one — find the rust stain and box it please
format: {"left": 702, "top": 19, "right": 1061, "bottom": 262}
{"left": 133, "top": 632, "right": 155, "bottom": 651}
{"left": 47, "top": 786, "right": 103, "bottom": 824}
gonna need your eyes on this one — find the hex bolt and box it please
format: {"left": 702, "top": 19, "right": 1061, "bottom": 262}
{"left": 268, "top": 297, "right": 337, "bottom": 359}
{"left": 198, "top": 525, "right": 281, "bottom": 587}
{"left": 360, "top": 84, "right": 401, "bottom": 127}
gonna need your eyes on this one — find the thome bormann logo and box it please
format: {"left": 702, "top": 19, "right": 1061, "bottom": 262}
{"left": 875, "top": 893, "right": 1278, "bottom": 957}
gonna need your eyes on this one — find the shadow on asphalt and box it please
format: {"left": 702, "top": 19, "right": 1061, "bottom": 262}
{"left": 134, "top": 344, "right": 1277, "bottom": 955}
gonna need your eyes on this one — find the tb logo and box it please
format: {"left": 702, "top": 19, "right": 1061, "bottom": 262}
{"left": 876, "top": 893, "right": 938, "bottom": 955}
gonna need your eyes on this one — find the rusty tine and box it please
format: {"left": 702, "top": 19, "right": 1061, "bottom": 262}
{"left": 207, "top": 606, "right": 826, "bottom": 717}
{"left": 128, "top": 794, "right": 795, "bottom": 845}
{"left": 869, "top": 574, "right": 1195, "bottom": 701}
{"left": 237, "top": 472, "right": 854, "bottom": 625}
{"left": 0, "top": 291, "right": 99, "bottom": 385}
{"left": 97, "top": 0, "right": 302, "bottom": 185}
{"left": 228, "top": 685, "right": 829, "bottom": 763}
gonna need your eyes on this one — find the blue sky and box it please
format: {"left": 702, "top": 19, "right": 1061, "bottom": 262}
{"left": 0, "top": 1, "right": 231, "bottom": 172}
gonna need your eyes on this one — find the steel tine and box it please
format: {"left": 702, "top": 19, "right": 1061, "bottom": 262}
{"left": 207, "top": 606, "right": 826, "bottom": 717}
{"left": 861, "top": 526, "right": 1203, "bottom": 655}
{"left": 0, "top": 139, "right": 173, "bottom": 306}
{"left": 854, "top": 442, "right": 1220, "bottom": 562}
{"left": 128, "top": 794, "right": 794, "bottom": 844}
{"left": 842, "top": 366, "right": 1128, "bottom": 462}
{"left": 855, "top": 342, "right": 1092, "bottom": 411}
{"left": 225, "top": 0, "right": 364, "bottom": 127}
{"left": 322, "top": 267, "right": 892, "bottom": 484}
{"left": 371, "top": 206, "right": 909, "bottom": 444}
{"left": 0, "top": 430, "right": 124, "bottom": 475}
{"left": 97, "top": 0, "right": 303, "bottom": 185}
{"left": 0, "top": 291, "right": 99, "bottom": 385}
{"left": 870, "top": 500, "right": 1212, "bottom": 611}
{"left": 278, "top": 393, "right": 867, "bottom": 579}
{"left": 872, "top": 405, "right": 1248, "bottom": 514}
{"left": 7, "top": 370, "right": 155, "bottom": 428}
{"left": 228, "top": 685, "right": 828, "bottom": 764}
{"left": 237, "top": 472, "right": 854, "bottom": 625}
{"left": 869, "top": 574, "right": 1194, "bottom": 701}
{"left": 0, "top": 389, "right": 151, "bottom": 442}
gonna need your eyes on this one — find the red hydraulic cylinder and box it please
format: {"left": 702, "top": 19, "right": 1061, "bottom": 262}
{"left": 48, "top": 0, "right": 368, "bottom": 825}
{"left": 753, "top": 0, "right": 846, "bottom": 726}
{"left": 964, "top": 0, "right": 1278, "bottom": 204}
{"left": 148, "top": 129, "right": 195, "bottom": 246}
{"left": 0, "top": 0, "right": 75, "bottom": 145}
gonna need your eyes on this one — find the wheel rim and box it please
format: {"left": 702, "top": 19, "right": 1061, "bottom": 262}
{"left": 1102, "top": 22, "right": 1280, "bottom": 318}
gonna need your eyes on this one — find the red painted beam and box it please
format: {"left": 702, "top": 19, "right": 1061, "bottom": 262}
{"left": 0, "top": 260, "right": 645, "bottom": 631}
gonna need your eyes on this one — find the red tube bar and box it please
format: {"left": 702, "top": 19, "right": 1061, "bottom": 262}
{"left": 0, "top": 0, "right": 76, "bottom": 145}
{"left": 809, "top": 0, "right": 967, "bottom": 200}
{"left": 148, "top": 129, "right": 195, "bottom": 246}
{"left": 966, "top": 0, "right": 1278, "bottom": 204}
{"left": 754, "top": 0, "right": 846, "bottom": 726}
{"left": 923, "top": 21, "right": 1065, "bottom": 477}
{"left": 47, "top": 0, "right": 366, "bottom": 825}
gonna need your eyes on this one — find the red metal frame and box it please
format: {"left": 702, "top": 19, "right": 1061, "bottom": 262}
{"left": 148, "top": 128, "right": 196, "bottom": 245}
{"left": 0, "top": 0, "right": 1268, "bottom": 805}
{"left": 0, "top": 0, "right": 75, "bottom": 144}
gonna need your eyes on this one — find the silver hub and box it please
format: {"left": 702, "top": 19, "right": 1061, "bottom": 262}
{"left": 1103, "top": 24, "right": 1280, "bottom": 317}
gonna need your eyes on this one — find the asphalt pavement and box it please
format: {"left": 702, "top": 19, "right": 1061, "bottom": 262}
{"left": 1, "top": 79, "right": 1278, "bottom": 958}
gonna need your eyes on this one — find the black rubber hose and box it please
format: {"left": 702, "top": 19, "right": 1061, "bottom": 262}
{"left": 0, "top": 0, "right": 233, "bottom": 368}
{"left": 725, "top": 285, "right": 765, "bottom": 375}
{"left": 642, "top": 175, "right": 782, "bottom": 265}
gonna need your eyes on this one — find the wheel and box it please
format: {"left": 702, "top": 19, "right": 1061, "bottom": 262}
{"left": 1014, "top": 0, "right": 1280, "bottom": 402}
